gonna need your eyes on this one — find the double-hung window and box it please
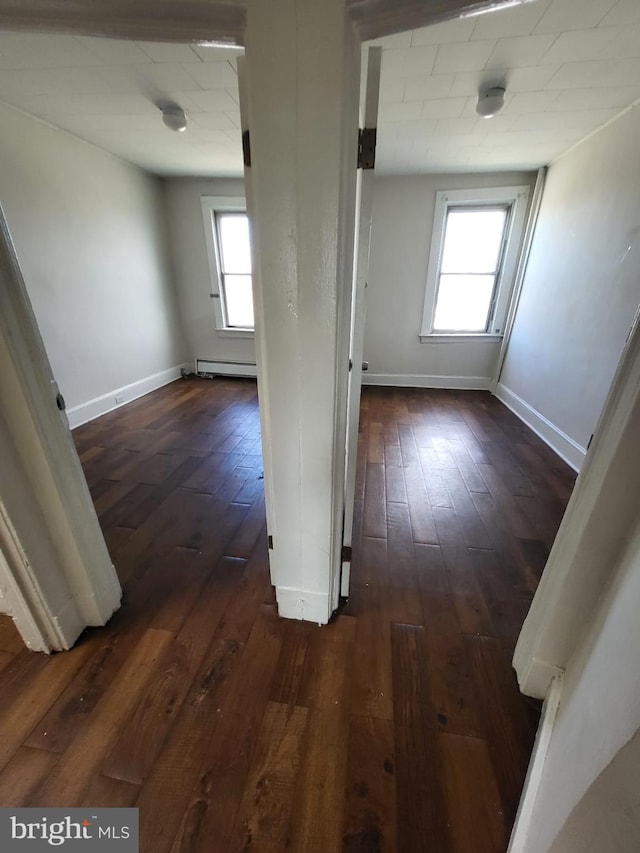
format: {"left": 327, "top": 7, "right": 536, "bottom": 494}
{"left": 201, "top": 196, "right": 254, "bottom": 335}
{"left": 420, "top": 186, "right": 529, "bottom": 341}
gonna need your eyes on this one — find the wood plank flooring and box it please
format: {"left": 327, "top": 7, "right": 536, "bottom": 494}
{"left": 0, "top": 378, "right": 576, "bottom": 851}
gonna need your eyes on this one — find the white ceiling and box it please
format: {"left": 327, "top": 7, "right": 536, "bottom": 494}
{"left": 370, "top": 0, "right": 640, "bottom": 173}
{"left": 1, "top": 0, "right": 640, "bottom": 176}
{"left": 0, "top": 32, "right": 245, "bottom": 176}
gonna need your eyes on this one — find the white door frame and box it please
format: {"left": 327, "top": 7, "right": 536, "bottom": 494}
{"left": 0, "top": 517, "right": 62, "bottom": 653}
{"left": 0, "top": 207, "right": 121, "bottom": 651}
{"left": 341, "top": 46, "right": 382, "bottom": 597}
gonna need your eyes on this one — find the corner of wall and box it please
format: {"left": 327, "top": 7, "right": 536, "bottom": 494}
{"left": 494, "top": 383, "right": 586, "bottom": 472}
{"left": 66, "top": 364, "right": 189, "bottom": 429}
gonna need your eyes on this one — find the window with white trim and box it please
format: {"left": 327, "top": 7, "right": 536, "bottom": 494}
{"left": 420, "top": 186, "right": 529, "bottom": 341}
{"left": 201, "top": 196, "right": 254, "bottom": 335}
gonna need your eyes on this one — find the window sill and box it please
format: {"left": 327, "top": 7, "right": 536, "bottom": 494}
{"left": 214, "top": 328, "right": 255, "bottom": 339}
{"left": 419, "top": 333, "right": 503, "bottom": 344}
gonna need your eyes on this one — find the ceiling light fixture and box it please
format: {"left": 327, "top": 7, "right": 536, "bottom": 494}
{"left": 460, "top": 0, "right": 538, "bottom": 19}
{"left": 476, "top": 86, "right": 506, "bottom": 118}
{"left": 161, "top": 105, "right": 187, "bottom": 132}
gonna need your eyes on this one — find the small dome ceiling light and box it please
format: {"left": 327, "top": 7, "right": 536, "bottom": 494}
{"left": 476, "top": 86, "right": 506, "bottom": 118}
{"left": 161, "top": 105, "right": 187, "bottom": 132}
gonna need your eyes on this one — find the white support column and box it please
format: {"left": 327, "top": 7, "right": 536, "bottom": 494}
{"left": 243, "top": 0, "right": 361, "bottom": 623}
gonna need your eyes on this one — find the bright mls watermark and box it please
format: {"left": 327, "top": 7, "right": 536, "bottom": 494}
{"left": 0, "top": 809, "right": 138, "bottom": 851}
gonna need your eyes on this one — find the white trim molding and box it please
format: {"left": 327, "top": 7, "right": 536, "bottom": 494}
{"left": 200, "top": 195, "right": 254, "bottom": 335}
{"left": 508, "top": 674, "right": 564, "bottom": 853}
{"left": 495, "top": 383, "right": 586, "bottom": 472}
{"left": 363, "top": 373, "right": 492, "bottom": 390}
{"left": 494, "top": 167, "right": 548, "bottom": 385}
{"left": 275, "top": 585, "right": 331, "bottom": 625}
{"left": 420, "top": 184, "right": 530, "bottom": 338}
{"left": 195, "top": 358, "right": 257, "bottom": 379}
{"left": 514, "top": 656, "right": 564, "bottom": 703}
{"left": 0, "top": 517, "right": 67, "bottom": 652}
{"left": 66, "top": 364, "right": 189, "bottom": 429}
{"left": 419, "top": 333, "right": 502, "bottom": 344}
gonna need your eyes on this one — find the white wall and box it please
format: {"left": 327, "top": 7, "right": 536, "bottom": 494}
{"left": 162, "top": 171, "right": 538, "bottom": 384}
{"left": 517, "top": 519, "right": 640, "bottom": 852}
{"left": 548, "top": 728, "right": 640, "bottom": 853}
{"left": 162, "top": 177, "right": 255, "bottom": 366}
{"left": 364, "top": 172, "right": 535, "bottom": 388}
{"left": 499, "top": 105, "right": 640, "bottom": 466}
{"left": 0, "top": 100, "right": 186, "bottom": 419}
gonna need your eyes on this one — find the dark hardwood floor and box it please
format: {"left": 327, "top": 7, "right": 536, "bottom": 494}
{"left": 0, "top": 377, "right": 576, "bottom": 851}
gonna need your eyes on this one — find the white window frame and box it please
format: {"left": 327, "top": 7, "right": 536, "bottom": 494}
{"left": 201, "top": 195, "right": 254, "bottom": 338}
{"left": 419, "top": 185, "right": 530, "bottom": 343}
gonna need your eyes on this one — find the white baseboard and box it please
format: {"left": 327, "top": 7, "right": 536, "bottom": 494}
{"left": 275, "top": 586, "right": 331, "bottom": 625}
{"left": 508, "top": 675, "right": 563, "bottom": 853}
{"left": 196, "top": 358, "right": 257, "bottom": 378}
{"left": 67, "top": 364, "right": 188, "bottom": 429}
{"left": 494, "top": 383, "right": 586, "bottom": 472}
{"left": 363, "top": 373, "right": 491, "bottom": 390}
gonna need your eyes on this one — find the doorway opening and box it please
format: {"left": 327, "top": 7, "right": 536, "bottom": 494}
{"left": 0, "top": 30, "right": 268, "bottom": 649}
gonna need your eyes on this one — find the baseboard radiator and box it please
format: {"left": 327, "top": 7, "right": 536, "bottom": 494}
{"left": 195, "top": 358, "right": 257, "bottom": 379}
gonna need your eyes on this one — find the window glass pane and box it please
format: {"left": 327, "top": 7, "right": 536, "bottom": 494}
{"left": 440, "top": 208, "right": 507, "bottom": 274}
{"left": 218, "top": 214, "right": 251, "bottom": 274}
{"left": 224, "top": 274, "right": 254, "bottom": 328}
{"left": 433, "top": 274, "right": 495, "bottom": 332}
